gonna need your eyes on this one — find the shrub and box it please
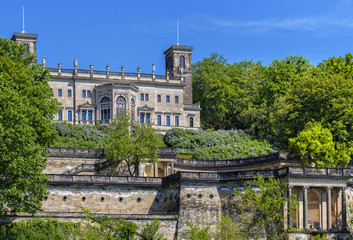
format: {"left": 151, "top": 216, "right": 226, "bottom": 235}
{"left": 165, "top": 129, "right": 273, "bottom": 160}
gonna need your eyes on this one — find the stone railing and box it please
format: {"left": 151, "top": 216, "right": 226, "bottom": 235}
{"left": 45, "top": 147, "right": 105, "bottom": 157}
{"left": 175, "top": 152, "right": 283, "bottom": 167}
{"left": 46, "top": 147, "right": 175, "bottom": 158}
{"left": 48, "top": 174, "right": 163, "bottom": 185}
{"left": 170, "top": 167, "right": 351, "bottom": 182}
{"left": 47, "top": 67, "right": 182, "bottom": 85}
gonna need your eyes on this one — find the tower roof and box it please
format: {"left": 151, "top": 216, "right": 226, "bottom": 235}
{"left": 164, "top": 45, "right": 193, "bottom": 55}
{"left": 11, "top": 32, "right": 38, "bottom": 41}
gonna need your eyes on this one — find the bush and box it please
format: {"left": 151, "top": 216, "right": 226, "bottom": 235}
{"left": 50, "top": 122, "right": 108, "bottom": 149}
{"left": 0, "top": 218, "right": 82, "bottom": 240}
{"left": 182, "top": 222, "right": 212, "bottom": 240}
{"left": 165, "top": 129, "right": 273, "bottom": 160}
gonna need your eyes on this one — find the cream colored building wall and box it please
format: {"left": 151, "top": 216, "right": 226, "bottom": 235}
{"left": 49, "top": 77, "right": 200, "bottom": 130}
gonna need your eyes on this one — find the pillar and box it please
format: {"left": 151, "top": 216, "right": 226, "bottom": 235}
{"left": 303, "top": 186, "right": 309, "bottom": 230}
{"left": 342, "top": 188, "right": 347, "bottom": 230}
{"left": 288, "top": 187, "right": 293, "bottom": 229}
{"left": 327, "top": 187, "right": 332, "bottom": 231}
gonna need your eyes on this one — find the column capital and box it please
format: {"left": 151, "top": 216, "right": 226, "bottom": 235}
{"left": 303, "top": 186, "right": 309, "bottom": 191}
{"left": 327, "top": 186, "right": 333, "bottom": 191}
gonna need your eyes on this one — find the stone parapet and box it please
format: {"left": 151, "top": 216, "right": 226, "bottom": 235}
{"left": 48, "top": 174, "right": 163, "bottom": 186}
{"left": 48, "top": 67, "right": 182, "bottom": 85}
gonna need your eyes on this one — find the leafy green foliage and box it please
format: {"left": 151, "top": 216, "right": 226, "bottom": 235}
{"left": 0, "top": 37, "right": 59, "bottom": 217}
{"left": 50, "top": 122, "right": 107, "bottom": 149}
{"left": 84, "top": 213, "right": 138, "bottom": 239}
{"left": 165, "top": 128, "right": 273, "bottom": 160}
{"left": 233, "top": 175, "right": 297, "bottom": 240}
{"left": 137, "top": 218, "right": 166, "bottom": 240}
{"left": 289, "top": 122, "right": 351, "bottom": 167}
{"left": 0, "top": 218, "right": 82, "bottom": 240}
{"left": 182, "top": 221, "right": 212, "bottom": 240}
{"left": 193, "top": 52, "right": 353, "bottom": 161}
{"left": 193, "top": 53, "right": 264, "bottom": 130}
{"left": 105, "top": 116, "right": 164, "bottom": 176}
{"left": 213, "top": 215, "right": 245, "bottom": 240}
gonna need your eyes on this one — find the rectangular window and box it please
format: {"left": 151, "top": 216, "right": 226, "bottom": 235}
{"left": 175, "top": 96, "right": 179, "bottom": 103}
{"left": 190, "top": 117, "right": 194, "bottom": 128}
{"left": 157, "top": 115, "right": 161, "bottom": 126}
{"left": 87, "top": 90, "right": 91, "bottom": 98}
{"left": 145, "top": 94, "right": 149, "bottom": 101}
{"left": 157, "top": 95, "right": 161, "bottom": 102}
{"left": 140, "top": 113, "right": 144, "bottom": 123}
{"left": 68, "top": 89, "right": 72, "bottom": 97}
{"left": 58, "top": 89, "right": 62, "bottom": 97}
{"left": 58, "top": 111, "right": 63, "bottom": 121}
{"left": 166, "top": 95, "right": 170, "bottom": 103}
{"left": 82, "top": 90, "right": 86, "bottom": 98}
{"left": 146, "top": 113, "right": 150, "bottom": 123}
{"left": 88, "top": 111, "right": 92, "bottom": 121}
{"left": 166, "top": 115, "right": 170, "bottom": 126}
{"left": 175, "top": 116, "right": 179, "bottom": 126}
{"left": 82, "top": 111, "right": 86, "bottom": 121}
{"left": 140, "top": 93, "right": 144, "bottom": 101}
{"left": 68, "top": 110, "right": 72, "bottom": 121}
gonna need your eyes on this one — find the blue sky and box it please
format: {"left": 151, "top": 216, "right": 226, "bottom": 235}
{"left": 2, "top": 0, "right": 353, "bottom": 74}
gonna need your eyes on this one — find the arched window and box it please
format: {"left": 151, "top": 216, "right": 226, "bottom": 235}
{"left": 100, "top": 97, "right": 110, "bottom": 120}
{"left": 180, "top": 55, "right": 185, "bottom": 69}
{"left": 130, "top": 98, "right": 135, "bottom": 119}
{"left": 116, "top": 96, "right": 126, "bottom": 116}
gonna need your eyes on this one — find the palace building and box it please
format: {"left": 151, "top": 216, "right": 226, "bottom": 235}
{"left": 7, "top": 31, "right": 353, "bottom": 240}
{"left": 11, "top": 31, "right": 201, "bottom": 132}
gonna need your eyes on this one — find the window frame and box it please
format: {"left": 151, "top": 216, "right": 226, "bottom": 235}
{"left": 58, "top": 89, "right": 62, "bottom": 97}
{"left": 68, "top": 110, "right": 72, "bottom": 122}
{"left": 157, "top": 95, "right": 161, "bottom": 102}
{"left": 175, "top": 96, "right": 179, "bottom": 103}
{"left": 82, "top": 90, "right": 86, "bottom": 98}
{"left": 68, "top": 89, "right": 72, "bottom": 97}
{"left": 166, "top": 95, "right": 170, "bottom": 103}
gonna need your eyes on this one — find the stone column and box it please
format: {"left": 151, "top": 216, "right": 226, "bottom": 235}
{"left": 303, "top": 186, "right": 309, "bottom": 230}
{"left": 342, "top": 188, "right": 347, "bottom": 230}
{"left": 154, "top": 162, "right": 158, "bottom": 177}
{"left": 288, "top": 187, "right": 293, "bottom": 229}
{"left": 327, "top": 187, "right": 332, "bottom": 231}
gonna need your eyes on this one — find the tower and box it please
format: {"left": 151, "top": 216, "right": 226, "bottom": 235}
{"left": 164, "top": 45, "right": 193, "bottom": 104}
{"left": 11, "top": 32, "right": 38, "bottom": 58}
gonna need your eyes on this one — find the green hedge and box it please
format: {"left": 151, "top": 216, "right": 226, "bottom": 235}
{"left": 165, "top": 128, "right": 273, "bottom": 160}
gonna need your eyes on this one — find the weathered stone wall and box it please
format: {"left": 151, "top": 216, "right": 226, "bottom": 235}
{"left": 44, "top": 157, "right": 99, "bottom": 175}
{"left": 177, "top": 181, "right": 222, "bottom": 235}
{"left": 43, "top": 184, "right": 164, "bottom": 214}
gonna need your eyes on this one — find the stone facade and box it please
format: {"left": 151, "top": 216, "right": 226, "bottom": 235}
{"left": 11, "top": 31, "right": 201, "bottom": 132}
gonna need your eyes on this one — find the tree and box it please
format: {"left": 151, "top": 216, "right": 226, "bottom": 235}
{"left": 289, "top": 122, "right": 351, "bottom": 167}
{"left": 192, "top": 53, "right": 264, "bottom": 130}
{"left": 0, "top": 37, "right": 58, "bottom": 217}
{"left": 213, "top": 215, "right": 245, "bottom": 240}
{"left": 105, "top": 116, "right": 164, "bottom": 176}
{"left": 233, "top": 175, "right": 297, "bottom": 240}
{"left": 137, "top": 218, "right": 166, "bottom": 240}
{"left": 83, "top": 208, "right": 138, "bottom": 240}
{"left": 182, "top": 222, "right": 212, "bottom": 240}
{"left": 274, "top": 73, "right": 353, "bottom": 149}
